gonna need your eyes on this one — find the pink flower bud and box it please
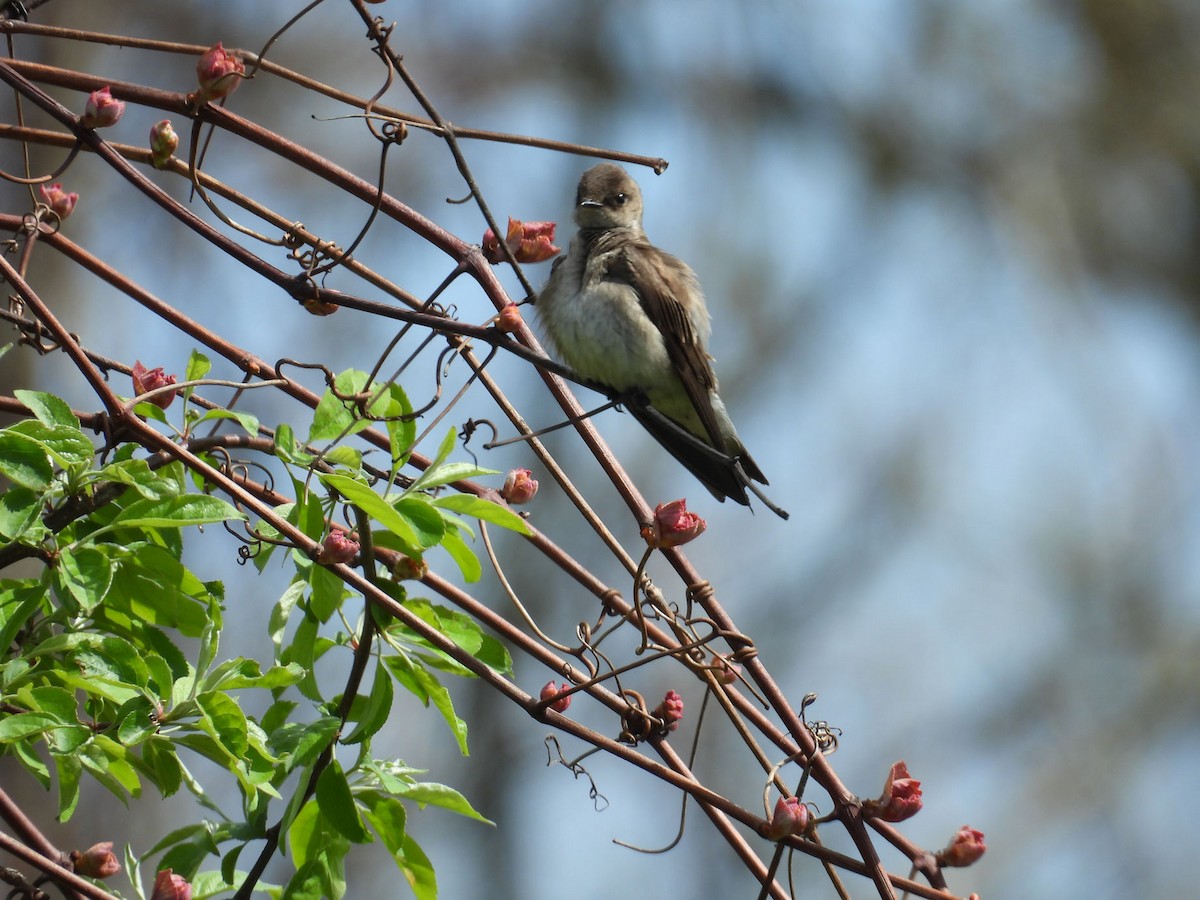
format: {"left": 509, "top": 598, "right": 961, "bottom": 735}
{"left": 393, "top": 553, "right": 428, "bottom": 581}
{"left": 496, "top": 304, "right": 524, "bottom": 334}
{"left": 653, "top": 689, "right": 684, "bottom": 731}
{"left": 482, "top": 217, "right": 560, "bottom": 264}
{"left": 863, "top": 760, "right": 923, "bottom": 823}
{"left": 317, "top": 531, "right": 359, "bottom": 566}
{"left": 501, "top": 468, "right": 538, "bottom": 504}
{"left": 150, "top": 870, "right": 192, "bottom": 900}
{"left": 763, "top": 795, "right": 809, "bottom": 840}
{"left": 641, "top": 499, "right": 706, "bottom": 549}
{"left": 539, "top": 681, "right": 571, "bottom": 713}
{"left": 71, "top": 841, "right": 120, "bottom": 879}
{"left": 81, "top": 86, "right": 125, "bottom": 128}
{"left": 39, "top": 183, "right": 78, "bottom": 220}
{"left": 149, "top": 120, "right": 179, "bottom": 169}
{"left": 131, "top": 361, "right": 178, "bottom": 409}
{"left": 936, "top": 825, "right": 986, "bottom": 868}
{"left": 195, "top": 42, "right": 245, "bottom": 102}
{"left": 710, "top": 653, "right": 740, "bottom": 685}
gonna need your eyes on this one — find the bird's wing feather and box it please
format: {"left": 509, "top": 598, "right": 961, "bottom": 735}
{"left": 609, "top": 241, "right": 728, "bottom": 452}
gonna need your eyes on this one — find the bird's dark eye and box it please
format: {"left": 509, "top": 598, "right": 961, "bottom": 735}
{"left": 614, "top": 193, "right": 628, "bottom": 206}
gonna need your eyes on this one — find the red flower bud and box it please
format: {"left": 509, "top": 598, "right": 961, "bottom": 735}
{"left": 81, "top": 86, "right": 125, "bottom": 128}
{"left": 641, "top": 499, "right": 706, "bottom": 549}
{"left": 149, "top": 120, "right": 179, "bottom": 169}
{"left": 39, "top": 182, "right": 78, "bottom": 221}
{"left": 317, "top": 531, "right": 359, "bottom": 565}
{"left": 653, "top": 689, "right": 684, "bottom": 731}
{"left": 482, "top": 217, "right": 560, "bottom": 264}
{"left": 195, "top": 42, "right": 245, "bottom": 102}
{"left": 71, "top": 841, "right": 120, "bottom": 879}
{"left": 764, "top": 795, "right": 809, "bottom": 840}
{"left": 936, "top": 825, "right": 986, "bottom": 868}
{"left": 501, "top": 468, "right": 538, "bottom": 504}
{"left": 496, "top": 304, "right": 524, "bottom": 334}
{"left": 150, "top": 870, "right": 192, "bottom": 900}
{"left": 710, "top": 653, "right": 740, "bottom": 685}
{"left": 863, "top": 760, "right": 923, "bottom": 823}
{"left": 539, "top": 681, "right": 571, "bottom": 713}
{"left": 131, "top": 361, "right": 179, "bottom": 410}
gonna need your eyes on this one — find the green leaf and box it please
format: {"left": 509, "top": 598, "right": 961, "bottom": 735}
{"left": 407, "top": 428, "right": 457, "bottom": 495}
{"left": 342, "top": 662, "right": 393, "bottom": 745}
{"left": 9, "top": 419, "right": 95, "bottom": 471}
{"left": 0, "top": 582, "right": 45, "bottom": 657}
{"left": 322, "top": 445, "right": 362, "bottom": 470}
{"left": 360, "top": 791, "right": 407, "bottom": 856}
{"left": 319, "top": 473, "right": 418, "bottom": 553}
{"left": 96, "top": 457, "right": 179, "bottom": 500}
{"left": 111, "top": 495, "right": 243, "bottom": 529}
{"left": 393, "top": 497, "right": 445, "bottom": 548}
{"left": 54, "top": 752, "right": 82, "bottom": 821}
{"left": 309, "top": 370, "right": 371, "bottom": 442}
{"left": 194, "top": 408, "right": 260, "bottom": 437}
{"left": 0, "top": 431, "right": 53, "bottom": 489}
{"left": 315, "top": 760, "right": 371, "bottom": 843}
{"left": 395, "top": 781, "right": 493, "bottom": 824}
{"left": 57, "top": 546, "right": 114, "bottom": 612}
{"left": 397, "top": 832, "right": 437, "bottom": 900}
{"left": 184, "top": 349, "right": 212, "bottom": 383}
{"left": 383, "top": 654, "right": 468, "bottom": 755}
{"left": 0, "top": 485, "right": 45, "bottom": 542}
{"left": 308, "top": 563, "right": 347, "bottom": 623}
{"left": 383, "top": 383, "right": 416, "bottom": 468}
{"left": 14, "top": 390, "right": 78, "bottom": 429}
{"left": 142, "top": 736, "right": 183, "bottom": 797}
{"left": 407, "top": 461, "right": 498, "bottom": 492}
{"left": 196, "top": 691, "right": 249, "bottom": 760}
{"left": 434, "top": 493, "right": 532, "bottom": 535}
{"left": 438, "top": 524, "right": 481, "bottom": 582}
{"left": 0, "top": 712, "right": 58, "bottom": 742}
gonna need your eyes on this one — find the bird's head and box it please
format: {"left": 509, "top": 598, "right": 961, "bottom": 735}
{"left": 573, "top": 163, "right": 644, "bottom": 231}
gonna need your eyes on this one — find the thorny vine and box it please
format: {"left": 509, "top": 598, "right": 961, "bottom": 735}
{"left": 0, "top": 4, "right": 980, "bottom": 899}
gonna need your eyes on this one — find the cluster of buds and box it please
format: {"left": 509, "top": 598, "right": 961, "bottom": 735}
{"left": 131, "top": 361, "right": 179, "bottom": 410}
{"left": 482, "top": 217, "right": 560, "bottom": 265}
{"left": 641, "top": 499, "right": 706, "bottom": 549}
{"left": 936, "top": 825, "right": 986, "bottom": 868}
{"left": 495, "top": 303, "right": 524, "bottom": 334}
{"left": 70, "top": 842, "right": 120, "bottom": 879}
{"left": 653, "top": 689, "right": 684, "bottom": 732}
{"left": 39, "top": 183, "right": 78, "bottom": 221}
{"left": 501, "top": 468, "right": 538, "bottom": 505}
{"left": 149, "top": 120, "right": 179, "bottom": 169}
{"left": 81, "top": 86, "right": 125, "bottom": 129}
{"left": 151, "top": 870, "right": 191, "bottom": 900}
{"left": 539, "top": 681, "right": 571, "bottom": 713}
{"left": 317, "top": 531, "right": 359, "bottom": 566}
{"left": 763, "top": 795, "right": 810, "bottom": 841}
{"left": 194, "top": 43, "right": 245, "bottom": 103}
{"left": 862, "top": 760, "right": 923, "bottom": 823}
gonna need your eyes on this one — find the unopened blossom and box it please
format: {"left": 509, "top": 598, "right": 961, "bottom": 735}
{"left": 195, "top": 42, "right": 245, "bottom": 102}
{"left": 763, "top": 795, "right": 809, "bottom": 840}
{"left": 862, "top": 760, "right": 923, "bottom": 823}
{"left": 641, "top": 499, "right": 706, "bottom": 549}
{"left": 496, "top": 303, "right": 524, "bottom": 334}
{"left": 653, "top": 689, "right": 684, "bottom": 731}
{"left": 150, "top": 870, "right": 191, "bottom": 900}
{"left": 936, "top": 825, "right": 986, "bottom": 868}
{"left": 317, "top": 531, "right": 359, "bottom": 566}
{"left": 39, "top": 183, "right": 78, "bottom": 220}
{"left": 501, "top": 468, "right": 538, "bottom": 504}
{"left": 482, "top": 217, "right": 560, "bottom": 265}
{"left": 149, "top": 120, "right": 179, "bottom": 169}
{"left": 71, "top": 842, "right": 120, "bottom": 879}
{"left": 539, "top": 681, "right": 571, "bottom": 713}
{"left": 393, "top": 553, "right": 428, "bottom": 581}
{"left": 81, "top": 86, "right": 125, "bottom": 128}
{"left": 131, "top": 361, "right": 178, "bottom": 410}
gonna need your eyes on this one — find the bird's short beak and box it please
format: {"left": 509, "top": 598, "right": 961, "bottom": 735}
{"left": 578, "top": 198, "right": 603, "bottom": 209}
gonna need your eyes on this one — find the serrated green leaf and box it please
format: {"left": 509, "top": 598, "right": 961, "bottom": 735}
{"left": 0, "top": 712, "right": 58, "bottom": 742}
{"left": 0, "top": 484, "right": 44, "bottom": 542}
{"left": 184, "top": 349, "right": 212, "bottom": 383}
{"left": 0, "top": 432, "right": 53, "bottom": 489}
{"left": 57, "top": 546, "right": 114, "bottom": 612}
{"left": 434, "top": 493, "right": 532, "bottom": 535}
{"left": 197, "top": 690, "right": 249, "bottom": 760}
{"left": 319, "top": 473, "right": 418, "bottom": 553}
{"left": 9, "top": 419, "right": 95, "bottom": 471}
{"left": 96, "top": 457, "right": 178, "bottom": 500}
{"left": 14, "top": 389, "right": 78, "bottom": 429}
